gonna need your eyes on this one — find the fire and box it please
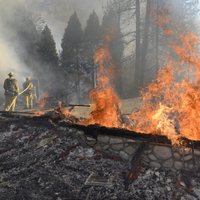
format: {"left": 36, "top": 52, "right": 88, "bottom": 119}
{"left": 57, "top": 101, "right": 71, "bottom": 116}
{"left": 80, "top": 12, "right": 200, "bottom": 143}
{"left": 81, "top": 36, "right": 121, "bottom": 128}
{"left": 31, "top": 93, "right": 48, "bottom": 117}
{"left": 38, "top": 92, "right": 48, "bottom": 110}
{"left": 34, "top": 111, "right": 45, "bottom": 116}
{"left": 152, "top": 103, "right": 179, "bottom": 144}
{"left": 131, "top": 31, "right": 200, "bottom": 143}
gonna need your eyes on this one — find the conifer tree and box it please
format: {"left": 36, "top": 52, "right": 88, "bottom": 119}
{"left": 37, "top": 25, "right": 59, "bottom": 67}
{"left": 82, "top": 11, "right": 101, "bottom": 89}
{"left": 60, "top": 12, "right": 83, "bottom": 69}
{"left": 84, "top": 11, "right": 101, "bottom": 45}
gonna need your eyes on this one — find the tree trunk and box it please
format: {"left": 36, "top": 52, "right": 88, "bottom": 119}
{"left": 140, "top": 0, "right": 152, "bottom": 86}
{"left": 76, "top": 55, "right": 81, "bottom": 104}
{"left": 134, "top": 0, "right": 141, "bottom": 93}
{"left": 155, "top": 0, "right": 159, "bottom": 72}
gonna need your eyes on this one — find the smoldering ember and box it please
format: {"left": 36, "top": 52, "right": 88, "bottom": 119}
{"left": 1, "top": 0, "right": 200, "bottom": 200}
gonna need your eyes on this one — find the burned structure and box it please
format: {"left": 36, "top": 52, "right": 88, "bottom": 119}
{"left": 1, "top": 1, "right": 200, "bottom": 199}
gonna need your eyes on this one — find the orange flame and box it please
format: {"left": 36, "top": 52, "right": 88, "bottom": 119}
{"left": 131, "top": 31, "right": 200, "bottom": 143}
{"left": 81, "top": 36, "right": 121, "bottom": 128}
{"left": 34, "top": 111, "right": 45, "bottom": 116}
{"left": 57, "top": 101, "right": 71, "bottom": 116}
{"left": 80, "top": 11, "right": 200, "bottom": 143}
{"left": 38, "top": 92, "right": 48, "bottom": 110}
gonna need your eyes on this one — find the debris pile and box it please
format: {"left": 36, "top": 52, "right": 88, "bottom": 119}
{"left": 0, "top": 117, "right": 200, "bottom": 200}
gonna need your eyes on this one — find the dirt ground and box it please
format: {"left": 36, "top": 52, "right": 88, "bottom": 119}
{"left": 70, "top": 98, "right": 142, "bottom": 119}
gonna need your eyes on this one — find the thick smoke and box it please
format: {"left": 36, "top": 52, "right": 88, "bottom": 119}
{"left": 30, "top": 0, "right": 106, "bottom": 50}
{"left": 0, "top": 0, "right": 33, "bottom": 95}
{"left": 0, "top": 0, "right": 106, "bottom": 79}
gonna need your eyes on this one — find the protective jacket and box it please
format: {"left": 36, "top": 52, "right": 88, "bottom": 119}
{"left": 23, "top": 81, "right": 33, "bottom": 96}
{"left": 4, "top": 78, "right": 19, "bottom": 97}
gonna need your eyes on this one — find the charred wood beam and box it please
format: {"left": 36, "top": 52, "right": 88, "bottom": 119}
{"left": 1, "top": 113, "right": 200, "bottom": 149}
{"left": 60, "top": 122, "right": 200, "bottom": 149}
{"left": 67, "top": 104, "right": 90, "bottom": 112}
{"left": 0, "top": 109, "right": 53, "bottom": 115}
{"left": 68, "top": 104, "right": 90, "bottom": 107}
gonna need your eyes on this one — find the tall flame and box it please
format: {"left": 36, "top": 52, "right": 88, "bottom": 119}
{"left": 131, "top": 31, "right": 200, "bottom": 143}
{"left": 81, "top": 36, "right": 121, "bottom": 128}
{"left": 81, "top": 12, "right": 200, "bottom": 144}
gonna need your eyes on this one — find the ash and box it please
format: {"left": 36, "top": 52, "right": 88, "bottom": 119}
{"left": 0, "top": 118, "right": 200, "bottom": 200}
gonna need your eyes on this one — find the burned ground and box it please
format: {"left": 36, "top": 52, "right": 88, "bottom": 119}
{"left": 0, "top": 115, "right": 200, "bottom": 200}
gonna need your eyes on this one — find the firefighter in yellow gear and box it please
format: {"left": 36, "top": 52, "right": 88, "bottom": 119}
{"left": 23, "top": 77, "right": 34, "bottom": 109}
{"left": 3, "top": 72, "right": 19, "bottom": 111}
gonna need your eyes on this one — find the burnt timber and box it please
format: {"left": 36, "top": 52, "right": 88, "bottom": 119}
{"left": 1, "top": 111, "right": 200, "bottom": 149}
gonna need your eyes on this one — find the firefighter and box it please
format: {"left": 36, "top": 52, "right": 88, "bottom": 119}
{"left": 3, "top": 72, "right": 19, "bottom": 111}
{"left": 23, "top": 77, "right": 34, "bottom": 109}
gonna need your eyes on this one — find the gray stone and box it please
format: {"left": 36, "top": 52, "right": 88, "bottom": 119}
{"left": 37, "top": 138, "right": 52, "bottom": 148}
{"left": 166, "top": 178, "right": 172, "bottom": 183}
{"left": 124, "top": 146, "right": 136, "bottom": 155}
{"left": 110, "top": 137, "right": 124, "bottom": 144}
{"left": 68, "top": 128, "right": 75, "bottom": 134}
{"left": 102, "top": 144, "right": 110, "bottom": 151}
{"left": 188, "top": 164, "right": 194, "bottom": 169}
{"left": 174, "top": 153, "right": 181, "bottom": 160}
{"left": 76, "top": 130, "right": 84, "bottom": 135}
{"left": 126, "top": 139, "right": 137, "bottom": 143}
{"left": 119, "top": 151, "right": 129, "bottom": 160}
{"left": 144, "top": 149, "right": 152, "bottom": 154}
{"left": 94, "top": 145, "right": 102, "bottom": 151}
{"left": 174, "top": 161, "right": 183, "bottom": 170}
{"left": 155, "top": 172, "right": 160, "bottom": 177}
{"left": 148, "top": 154, "right": 157, "bottom": 161}
{"left": 184, "top": 155, "right": 193, "bottom": 161}
{"left": 97, "top": 135, "right": 110, "bottom": 143}
{"left": 86, "top": 137, "right": 96, "bottom": 146}
{"left": 142, "top": 156, "right": 150, "bottom": 164}
{"left": 111, "top": 144, "right": 124, "bottom": 151}
{"left": 163, "top": 159, "right": 173, "bottom": 168}
{"left": 166, "top": 186, "right": 171, "bottom": 191}
{"left": 194, "top": 149, "right": 200, "bottom": 156}
{"left": 124, "top": 143, "right": 129, "bottom": 147}
{"left": 150, "top": 161, "right": 161, "bottom": 169}
{"left": 154, "top": 146, "right": 172, "bottom": 160}
{"left": 193, "top": 189, "right": 200, "bottom": 197}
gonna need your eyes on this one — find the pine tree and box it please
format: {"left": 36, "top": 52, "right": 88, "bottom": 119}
{"left": 84, "top": 11, "right": 101, "bottom": 45}
{"left": 36, "top": 25, "right": 61, "bottom": 95}
{"left": 82, "top": 11, "right": 101, "bottom": 89}
{"left": 37, "top": 25, "right": 59, "bottom": 67}
{"left": 60, "top": 12, "right": 83, "bottom": 69}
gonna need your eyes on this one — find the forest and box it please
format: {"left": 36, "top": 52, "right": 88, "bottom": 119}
{"left": 1, "top": 0, "right": 199, "bottom": 104}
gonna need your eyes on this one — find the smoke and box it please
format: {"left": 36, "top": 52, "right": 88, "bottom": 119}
{"left": 0, "top": 0, "right": 33, "bottom": 94}
{"left": 0, "top": 0, "right": 106, "bottom": 91}
{"left": 29, "top": 0, "right": 106, "bottom": 50}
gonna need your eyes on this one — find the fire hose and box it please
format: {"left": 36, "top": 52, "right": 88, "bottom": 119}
{"left": 7, "top": 83, "right": 32, "bottom": 111}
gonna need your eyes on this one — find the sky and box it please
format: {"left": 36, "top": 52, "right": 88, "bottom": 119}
{"left": 29, "top": 0, "right": 108, "bottom": 51}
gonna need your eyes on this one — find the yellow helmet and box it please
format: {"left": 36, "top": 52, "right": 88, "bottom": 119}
{"left": 26, "top": 76, "right": 31, "bottom": 81}
{"left": 8, "top": 72, "right": 14, "bottom": 77}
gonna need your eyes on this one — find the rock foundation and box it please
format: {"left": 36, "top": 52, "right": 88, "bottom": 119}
{"left": 77, "top": 132, "right": 200, "bottom": 171}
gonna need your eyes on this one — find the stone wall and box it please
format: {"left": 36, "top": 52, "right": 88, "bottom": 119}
{"left": 76, "top": 131, "right": 200, "bottom": 171}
